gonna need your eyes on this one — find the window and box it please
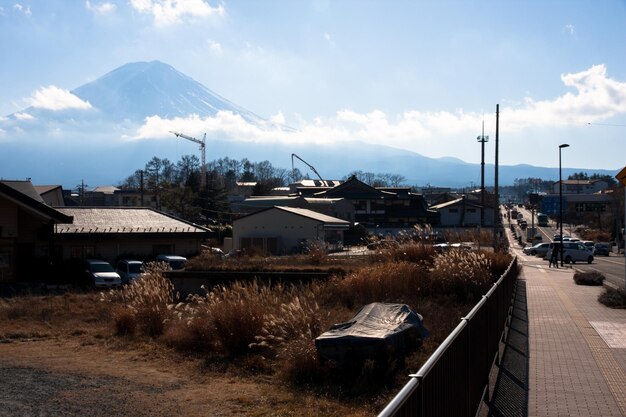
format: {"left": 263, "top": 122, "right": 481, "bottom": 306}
{"left": 449, "top": 208, "right": 459, "bottom": 213}
{"left": 467, "top": 208, "right": 477, "bottom": 213}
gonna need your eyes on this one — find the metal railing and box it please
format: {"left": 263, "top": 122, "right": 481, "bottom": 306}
{"left": 378, "top": 256, "right": 518, "bottom": 417}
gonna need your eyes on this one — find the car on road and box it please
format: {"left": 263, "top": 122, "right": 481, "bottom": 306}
{"left": 116, "top": 260, "right": 144, "bottom": 284}
{"left": 524, "top": 242, "right": 550, "bottom": 257}
{"left": 546, "top": 242, "right": 594, "bottom": 264}
{"left": 581, "top": 241, "right": 595, "bottom": 254}
{"left": 594, "top": 242, "right": 611, "bottom": 256}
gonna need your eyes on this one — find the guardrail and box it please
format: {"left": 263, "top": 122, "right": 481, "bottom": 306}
{"left": 378, "top": 256, "right": 518, "bottom": 417}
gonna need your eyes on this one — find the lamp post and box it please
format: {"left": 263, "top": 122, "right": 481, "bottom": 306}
{"left": 559, "top": 144, "right": 570, "bottom": 266}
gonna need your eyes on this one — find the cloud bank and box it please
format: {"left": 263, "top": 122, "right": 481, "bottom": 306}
{"left": 129, "top": 0, "right": 225, "bottom": 26}
{"left": 28, "top": 86, "right": 92, "bottom": 111}
{"left": 131, "top": 65, "right": 626, "bottom": 156}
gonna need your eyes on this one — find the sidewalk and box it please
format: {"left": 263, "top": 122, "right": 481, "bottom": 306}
{"left": 499, "top": 219, "right": 626, "bottom": 417}
{"left": 523, "top": 264, "right": 626, "bottom": 417}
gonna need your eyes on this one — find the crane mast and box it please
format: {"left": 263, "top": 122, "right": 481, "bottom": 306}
{"left": 170, "top": 131, "right": 206, "bottom": 189}
{"left": 291, "top": 153, "right": 323, "bottom": 182}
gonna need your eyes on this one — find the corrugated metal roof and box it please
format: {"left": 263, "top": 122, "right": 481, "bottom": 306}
{"left": 54, "top": 207, "right": 209, "bottom": 234}
{"left": 274, "top": 206, "right": 350, "bottom": 225}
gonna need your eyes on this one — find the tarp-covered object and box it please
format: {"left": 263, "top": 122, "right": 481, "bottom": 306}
{"left": 315, "top": 303, "right": 429, "bottom": 363}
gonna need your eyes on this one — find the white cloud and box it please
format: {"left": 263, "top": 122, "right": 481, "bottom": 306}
{"left": 563, "top": 24, "right": 575, "bottom": 37}
{"left": 13, "top": 3, "right": 31, "bottom": 16}
{"left": 269, "top": 112, "right": 285, "bottom": 125}
{"left": 129, "top": 64, "right": 626, "bottom": 160}
{"left": 14, "top": 112, "right": 34, "bottom": 120}
{"left": 129, "top": 0, "right": 225, "bottom": 26}
{"left": 27, "top": 86, "right": 93, "bottom": 111}
{"left": 86, "top": 1, "right": 117, "bottom": 15}
{"left": 207, "top": 39, "right": 222, "bottom": 54}
{"left": 323, "top": 32, "right": 331, "bottom": 42}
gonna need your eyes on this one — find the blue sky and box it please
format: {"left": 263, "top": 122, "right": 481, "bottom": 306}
{"left": 2, "top": 0, "right": 626, "bottom": 171}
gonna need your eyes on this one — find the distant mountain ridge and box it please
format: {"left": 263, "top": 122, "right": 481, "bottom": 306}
{"left": 0, "top": 61, "right": 618, "bottom": 187}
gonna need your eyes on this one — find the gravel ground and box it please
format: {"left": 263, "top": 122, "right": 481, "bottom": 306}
{"left": 0, "top": 365, "right": 182, "bottom": 417}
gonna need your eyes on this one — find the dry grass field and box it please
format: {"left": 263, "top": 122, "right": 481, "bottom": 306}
{"left": 0, "top": 242, "right": 513, "bottom": 416}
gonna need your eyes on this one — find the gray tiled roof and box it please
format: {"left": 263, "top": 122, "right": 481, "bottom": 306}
{"left": 54, "top": 207, "right": 209, "bottom": 234}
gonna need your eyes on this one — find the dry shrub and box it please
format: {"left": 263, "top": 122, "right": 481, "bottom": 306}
{"left": 279, "top": 338, "right": 327, "bottom": 385}
{"left": 333, "top": 262, "right": 429, "bottom": 308}
{"left": 0, "top": 296, "right": 54, "bottom": 322}
{"left": 481, "top": 251, "right": 513, "bottom": 277}
{"left": 252, "top": 289, "right": 323, "bottom": 353}
{"left": 389, "top": 242, "right": 436, "bottom": 264}
{"left": 431, "top": 250, "right": 493, "bottom": 301}
{"left": 185, "top": 251, "right": 224, "bottom": 270}
{"left": 178, "top": 280, "right": 287, "bottom": 356}
{"left": 598, "top": 288, "right": 626, "bottom": 308}
{"left": 111, "top": 306, "right": 137, "bottom": 336}
{"left": 102, "top": 263, "right": 175, "bottom": 337}
{"left": 306, "top": 240, "right": 328, "bottom": 265}
{"left": 573, "top": 271, "right": 605, "bottom": 286}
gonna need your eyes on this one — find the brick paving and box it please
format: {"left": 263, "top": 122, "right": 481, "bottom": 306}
{"left": 521, "top": 261, "right": 626, "bottom": 417}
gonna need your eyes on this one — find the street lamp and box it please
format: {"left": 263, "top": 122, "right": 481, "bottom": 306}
{"left": 477, "top": 121, "right": 489, "bottom": 227}
{"left": 559, "top": 144, "right": 570, "bottom": 266}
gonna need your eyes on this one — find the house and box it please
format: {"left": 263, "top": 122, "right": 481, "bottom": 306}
{"left": 232, "top": 206, "right": 350, "bottom": 255}
{"left": 53, "top": 207, "right": 211, "bottom": 263}
{"left": 0, "top": 180, "right": 73, "bottom": 283}
{"left": 312, "top": 176, "right": 437, "bottom": 231}
{"left": 430, "top": 197, "right": 494, "bottom": 227}
{"left": 552, "top": 179, "right": 609, "bottom": 194}
{"left": 34, "top": 185, "right": 65, "bottom": 206}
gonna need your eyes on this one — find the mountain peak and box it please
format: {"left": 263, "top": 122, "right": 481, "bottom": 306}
{"left": 69, "top": 60, "right": 264, "bottom": 123}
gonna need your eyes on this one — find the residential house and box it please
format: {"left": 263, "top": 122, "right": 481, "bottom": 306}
{"left": 430, "top": 197, "right": 494, "bottom": 227}
{"left": 552, "top": 179, "right": 609, "bottom": 194}
{"left": 232, "top": 206, "right": 350, "bottom": 255}
{"left": 0, "top": 181, "right": 73, "bottom": 283}
{"left": 54, "top": 207, "right": 210, "bottom": 263}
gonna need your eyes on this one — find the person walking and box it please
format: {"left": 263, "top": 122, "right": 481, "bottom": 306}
{"left": 549, "top": 242, "right": 560, "bottom": 268}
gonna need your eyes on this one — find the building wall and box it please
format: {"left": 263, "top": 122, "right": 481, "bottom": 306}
{"left": 55, "top": 236, "right": 203, "bottom": 264}
{"left": 438, "top": 205, "right": 494, "bottom": 227}
{"left": 233, "top": 209, "right": 322, "bottom": 254}
{"left": 41, "top": 189, "right": 65, "bottom": 207}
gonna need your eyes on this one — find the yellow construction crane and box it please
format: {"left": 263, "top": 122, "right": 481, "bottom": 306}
{"left": 170, "top": 131, "right": 206, "bottom": 189}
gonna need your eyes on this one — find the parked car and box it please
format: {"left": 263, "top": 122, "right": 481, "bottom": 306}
{"left": 156, "top": 255, "right": 187, "bottom": 270}
{"left": 581, "top": 241, "right": 595, "bottom": 254}
{"left": 546, "top": 242, "right": 594, "bottom": 264}
{"left": 594, "top": 242, "right": 611, "bottom": 256}
{"left": 519, "top": 220, "right": 528, "bottom": 230}
{"left": 62, "top": 259, "right": 122, "bottom": 288}
{"left": 523, "top": 242, "right": 550, "bottom": 257}
{"left": 116, "top": 260, "right": 144, "bottom": 284}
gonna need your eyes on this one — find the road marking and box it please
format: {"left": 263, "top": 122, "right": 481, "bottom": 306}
{"left": 595, "top": 257, "right": 625, "bottom": 266}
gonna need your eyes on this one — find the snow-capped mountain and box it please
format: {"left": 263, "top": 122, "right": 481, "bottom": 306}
{"left": 71, "top": 61, "right": 265, "bottom": 124}
{"left": 0, "top": 61, "right": 617, "bottom": 188}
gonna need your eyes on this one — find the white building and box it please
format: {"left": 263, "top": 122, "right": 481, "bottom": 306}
{"left": 232, "top": 206, "right": 350, "bottom": 255}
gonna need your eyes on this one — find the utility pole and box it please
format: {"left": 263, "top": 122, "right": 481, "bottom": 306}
{"left": 140, "top": 170, "right": 145, "bottom": 207}
{"left": 493, "top": 104, "right": 500, "bottom": 247}
{"left": 477, "top": 121, "right": 489, "bottom": 227}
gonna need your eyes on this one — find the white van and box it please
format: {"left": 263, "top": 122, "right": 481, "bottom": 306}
{"left": 546, "top": 242, "right": 593, "bottom": 264}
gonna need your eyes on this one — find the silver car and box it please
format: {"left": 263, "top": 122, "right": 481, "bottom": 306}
{"left": 546, "top": 242, "right": 594, "bottom": 264}
{"left": 523, "top": 242, "right": 550, "bottom": 257}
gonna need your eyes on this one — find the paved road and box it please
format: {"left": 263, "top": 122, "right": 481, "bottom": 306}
{"left": 509, "top": 206, "right": 625, "bottom": 289}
